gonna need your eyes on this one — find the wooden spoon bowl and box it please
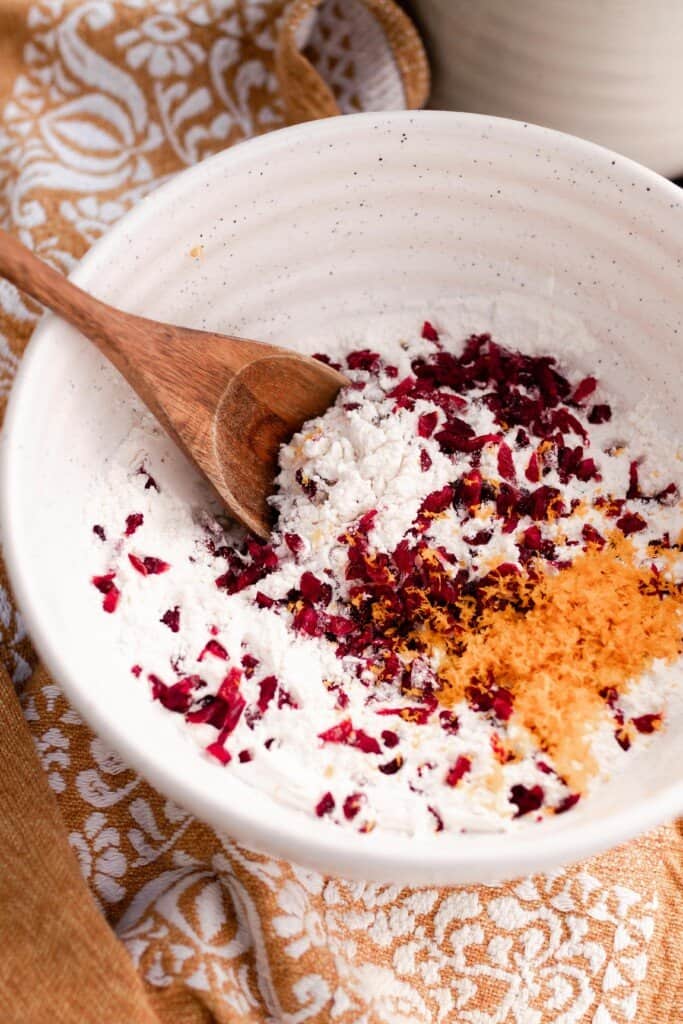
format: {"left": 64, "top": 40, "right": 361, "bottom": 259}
{"left": 0, "top": 228, "right": 346, "bottom": 537}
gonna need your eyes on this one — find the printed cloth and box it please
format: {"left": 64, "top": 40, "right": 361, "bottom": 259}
{"left": 0, "top": 1, "right": 681, "bottom": 1021}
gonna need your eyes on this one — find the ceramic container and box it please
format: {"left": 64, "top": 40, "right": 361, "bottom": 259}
{"left": 412, "top": 0, "right": 683, "bottom": 178}
{"left": 3, "top": 111, "right": 683, "bottom": 883}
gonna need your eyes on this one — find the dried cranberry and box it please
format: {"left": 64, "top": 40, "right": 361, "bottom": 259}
{"left": 631, "top": 713, "right": 662, "bottom": 734}
{"left": 125, "top": 513, "right": 144, "bottom": 536}
{"left": 420, "top": 449, "right": 432, "bottom": 472}
{"left": 421, "top": 320, "right": 439, "bottom": 342}
{"left": 616, "top": 512, "right": 647, "bottom": 536}
{"left": 510, "top": 783, "right": 544, "bottom": 817}
{"left": 206, "top": 741, "right": 231, "bottom": 765}
{"left": 438, "top": 710, "right": 460, "bottom": 734}
{"left": 284, "top": 532, "right": 304, "bottom": 556}
{"left": 313, "top": 352, "right": 342, "bottom": 371}
{"left": 445, "top": 755, "right": 471, "bottom": 787}
{"left": 343, "top": 792, "right": 365, "bottom": 820}
{"left": 257, "top": 675, "right": 278, "bottom": 713}
{"left": 198, "top": 639, "right": 228, "bottom": 662}
{"left": 295, "top": 469, "right": 318, "bottom": 500}
{"left": 524, "top": 452, "right": 540, "bottom": 483}
{"left": 238, "top": 749, "right": 253, "bottom": 763}
{"left": 381, "top": 729, "right": 399, "bottom": 748}
{"left": 138, "top": 466, "right": 159, "bottom": 491}
{"left": 128, "top": 553, "right": 170, "bottom": 576}
{"left": 555, "top": 793, "right": 580, "bottom": 814}
{"left": 315, "top": 791, "right": 335, "bottom": 817}
{"left": 149, "top": 674, "right": 198, "bottom": 714}
{"left": 255, "top": 592, "right": 275, "bottom": 608}
{"left": 428, "top": 805, "right": 444, "bottom": 831}
{"left": 346, "top": 349, "right": 381, "bottom": 372}
{"left": 92, "top": 573, "right": 121, "bottom": 613}
{"left": 161, "top": 606, "right": 180, "bottom": 633}
{"left": 131, "top": 664, "right": 142, "bottom": 678}
{"left": 582, "top": 524, "right": 605, "bottom": 548}
{"left": 497, "top": 442, "right": 515, "bottom": 481}
{"left": 588, "top": 404, "right": 611, "bottom": 424}
{"left": 292, "top": 603, "right": 322, "bottom": 636}
{"left": 420, "top": 485, "right": 454, "bottom": 515}
{"left": 570, "top": 377, "right": 597, "bottom": 404}
{"left": 92, "top": 524, "right": 106, "bottom": 541}
{"left": 378, "top": 756, "right": 403, "bottom": 775}
{"left": 417, "top": 411, "right": 438, "bottom": 438}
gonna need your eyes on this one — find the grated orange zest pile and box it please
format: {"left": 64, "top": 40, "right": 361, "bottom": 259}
{"left": 412, "top": 535, "right": 683, "bottom": 791}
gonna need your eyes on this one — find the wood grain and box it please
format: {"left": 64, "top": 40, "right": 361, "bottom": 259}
{"left": 0, "top": 228, "right": 346, "bottom": 537}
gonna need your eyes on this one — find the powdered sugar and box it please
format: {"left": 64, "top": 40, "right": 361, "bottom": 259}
{"left": 87, "top": 318, "right": 683, "bottom": 836}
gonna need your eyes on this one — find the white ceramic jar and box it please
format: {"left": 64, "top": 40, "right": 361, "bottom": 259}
{"left": 411, "top": 0, "right": 683, "bottom": 177}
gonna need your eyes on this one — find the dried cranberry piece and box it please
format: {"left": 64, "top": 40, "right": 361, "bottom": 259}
{"left": 257, "top": 675, "right": 278, "bottom": 713}
{"left": 346, "top": 349, "right": 381, "bottom": 372}
{"left": 519, "top": 485, "right": 563, "bottom": 521}
{"left": 206, "top": 741, "right": 231, "bottom": 765}
{"left": 160, "top": 606, "right": 180, "bottom": 633}
{"left": 521, "top": 525, "right": 543, "bottom": 550}
{"left": 198, "top": 639, "right": 228, "bottom": 662}
{"left": 497, "top": 442, "right": 515, "bottom": 481}
{"left": 128, "top": 553, "right": 170, "bottom": 576}
{"left": 420, "top": 449, "right": 432, "bottom": 472}
{"left": 570, "top": 377, "right": 597, "bottom": 405}
{"left": 238, "top": 749, "right": 253, "bottom": 763}
{"left": 93, "top": 524, "right": 106, "bottom": 541}
{"left": 631, "top": 713, "right": 662, "bottom": 734}
{"left": 313, "top": 352, "right": 342, "bottom": 371}
{"left": 555, "top": 793, "right": 580, "bottom": 814}
{"left": 582, "top": 524, "right": 605, "bottom": 548}
{"left": 138, "top": 466, "right": 160, "bottom": 491}
{"left": 524, "top": 451, "right": 540, "bottom": 483}
{"left": 510, "top": 783, "right": 544, "bottom": 817}
{"left": 587, "top": 404, "right": 611, "bottom": 424}
{"left": 420, "top": 485, "right": 454, "bottom": 515}
{"left": 421, "top": 320, "right": 439, "bottom": 342}
{"left": 576, "top": 458, "right": 598, "bottom": 482}
{"left": 315, "top": 792, "right": 335, "bottom": 817}
{"left": 241, "top": 653, "right": 259, "bottom": 676}
{"left": 299, "top": 571, "right": 332, "bottom": 605}
{"left": 615, "top": 728, "right": 631, "bottom": 751}
{"left": 131, "top": 664, "right": 142, "bottom": 678}
{"left": 378, "top": 756, "right": 403, "bottom": 775}
{"left": 454, "top": 469, "right": 483, "bottom": 510}
{"left": 438, "top": 710, "right": 460, "bottom": 734}
{"left": 616, "top": 512, "right": 647, "bottom": 536}
{"left": 626, "top": 461, "right": 641, "bottom": 500}
{"left": 292, "top": 603, "right": 322, "bottom": 636}
{"left": 255, "top": 592, "right": 275, "bottom": 608}
{"left": 428, "top": 805, "right": 444, "bottom": 831}
{"left": 466, "top": 530, "right": 492, "bottom": 546}
{"left": 343, "top": 792, "right": 365, "bottom": 820}
{"left": 149, "top": 673, "right": 198, "bottom": 714}
{"left": 318, "top": 718, "right": 381, "bottom": 754}
{"left": 284, "top": 532, "right": 304, "bottom": 556}
{"left": 295, "top": 468, "right": 318, "bottom": 500}
{"left": 381, "top": 729, "right": 399, "bottom": 748}
{"left": 445, "top": 755, "right": 472, "bottom": 787}
{"left": 417, "top": 411, "right": 438, "bottom": 438}
{"left": 92, "top": 573, "right": 121, "bottom": 613}
{"left": 125, "top": 513, "right": 144, "bottom": 536}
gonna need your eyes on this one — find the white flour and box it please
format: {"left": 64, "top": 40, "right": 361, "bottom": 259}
{"left": 88, "top": 318, "right": 683, "bottom": 836}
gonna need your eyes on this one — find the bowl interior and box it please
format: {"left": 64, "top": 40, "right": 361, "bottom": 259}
{"left": 4, "top": 111, "right": 683, "bottom": 884}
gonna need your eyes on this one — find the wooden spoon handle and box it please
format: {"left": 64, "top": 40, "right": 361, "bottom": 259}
{"left": 0, "top": 228, "right": 133, "bottom": 353}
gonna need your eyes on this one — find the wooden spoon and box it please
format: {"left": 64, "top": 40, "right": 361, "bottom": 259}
{"left": 0, "top": 229, "right": 347, "bottom": 537}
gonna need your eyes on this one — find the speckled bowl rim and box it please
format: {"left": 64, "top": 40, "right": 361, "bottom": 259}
{"left": 2, "top": 110, "right": 683, "bottom": 883}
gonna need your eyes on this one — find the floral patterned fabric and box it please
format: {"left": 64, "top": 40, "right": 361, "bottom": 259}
{"left": 0, "top": 2, "right": 681, "bottom": 1022}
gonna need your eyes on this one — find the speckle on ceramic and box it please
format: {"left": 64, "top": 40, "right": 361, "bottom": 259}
{"left": 3, "top": 111, "right": 683, "bottom": 884}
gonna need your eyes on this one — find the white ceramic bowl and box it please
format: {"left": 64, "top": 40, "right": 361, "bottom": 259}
{"left": 3, "top": 111, "right": 683, "bottom": 884}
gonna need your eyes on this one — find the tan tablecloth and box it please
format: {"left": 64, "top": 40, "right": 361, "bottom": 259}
{"left": 0, "top": 2, "right": 681, "bottom": 1021}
